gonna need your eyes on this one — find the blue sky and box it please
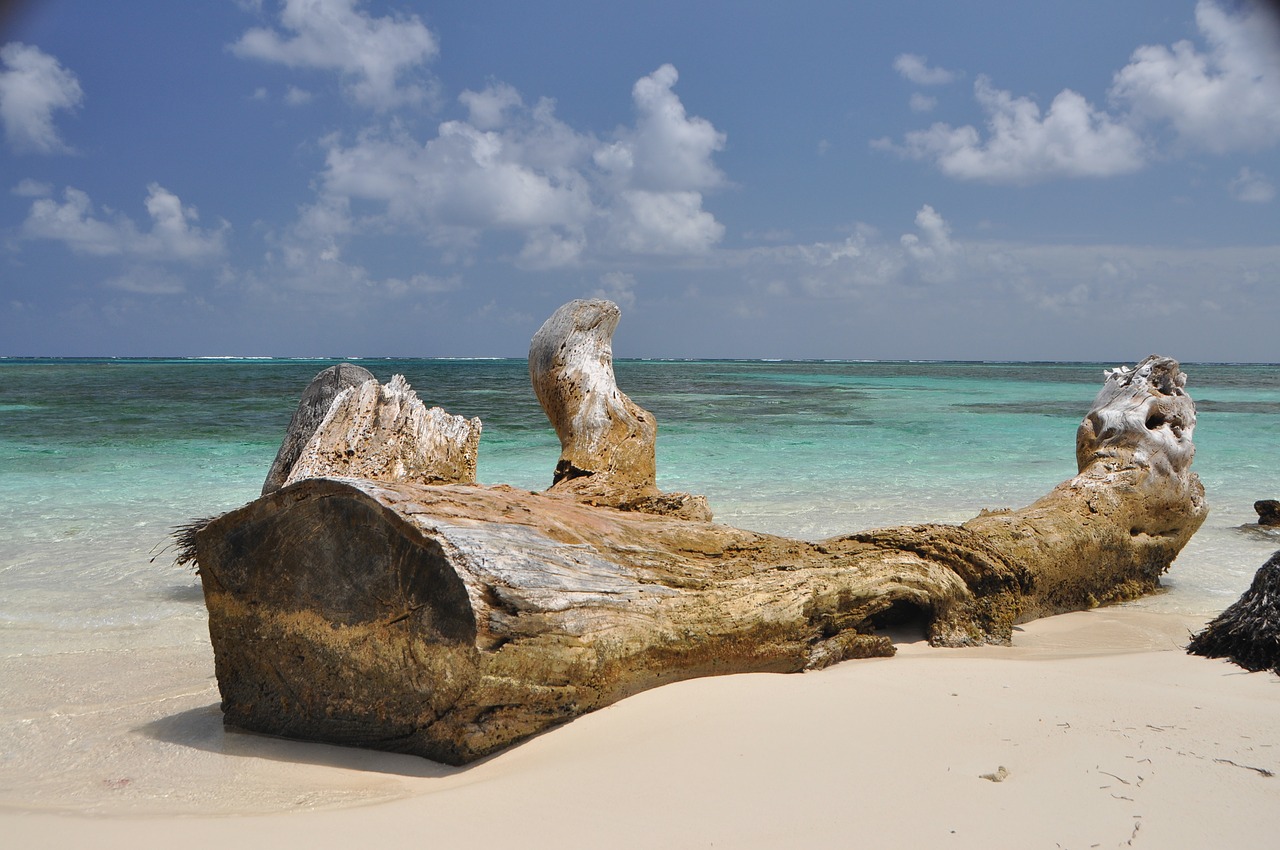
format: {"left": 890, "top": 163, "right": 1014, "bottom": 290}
{"left": 2, "top": 0, "right": 1278, "bottom": 359}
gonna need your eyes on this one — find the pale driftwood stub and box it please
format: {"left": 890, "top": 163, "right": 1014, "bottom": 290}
{"left": 529, "top": 299, "right": 657, "bottom": 495}
{"left": 284, "top": 374, "right": 481, "bottom": 488}
{"left": 528, "top": 298, "right": 711, "bottom": 521}
{"left": 262, "top": 363, "right": 375, "bottom": 495}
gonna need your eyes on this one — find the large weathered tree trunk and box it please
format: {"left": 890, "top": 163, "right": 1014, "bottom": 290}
{"left": 193, "top": 303, "right": 1206, "bottom": 765}
{"left": 197, "top": 479, "right": 1029, "bottom": 764}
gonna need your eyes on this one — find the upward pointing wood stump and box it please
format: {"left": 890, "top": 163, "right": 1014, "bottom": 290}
{"left": 193, "top": 302, "right": 1207, "bottom": 764}
{"left": 529, "top": 299, "right": 711, "bottom": 521}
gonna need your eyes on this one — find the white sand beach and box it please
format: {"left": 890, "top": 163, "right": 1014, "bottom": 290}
{"left": 4, "top": 607, "right": 1277, "bottom": 850}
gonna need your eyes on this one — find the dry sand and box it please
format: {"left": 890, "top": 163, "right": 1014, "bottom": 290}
{"left": 3, "top": 608, "right": 1277, "bottom": 849}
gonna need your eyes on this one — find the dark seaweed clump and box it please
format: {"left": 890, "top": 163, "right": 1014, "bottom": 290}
{"left": 164, "top": 515, "right": 221, "bottom": 574}
{"left": 1188, "top": 550, "right": 1280, "bottom": 675}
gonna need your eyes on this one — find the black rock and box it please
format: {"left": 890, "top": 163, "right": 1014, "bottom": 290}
{"left": 1255, "top": 500, "right": 1280, "bottom": 526}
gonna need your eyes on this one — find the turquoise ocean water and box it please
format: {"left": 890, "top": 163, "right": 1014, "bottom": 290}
{"left": 1, "top": 357, "right": 1278, "bottom": 812}
{"left": 1, "top": 358, "right": 1278, "bottom": 658}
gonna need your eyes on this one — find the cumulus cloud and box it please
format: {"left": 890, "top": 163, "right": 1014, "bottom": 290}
{"left": 21, "top": 184, "right": 228, "bottom": 261}
{"left": 277, "top": 194, "right": 353, "bottom": 270}
{"left": 322, "top": 117, "right": 593, "bottom": 231}
{"left": 591, "top": 271, "right": 637, "bottom": 309}
{"left": 909, "top": 93, "right": 937, "bottom": 113}
{"left": 11, "top": 178, "right": 51, "bottom": 197}
{"left": 596, "top": 64, "right": 727, "bottom": 192}
{"left": 1229, "top": 167, "right": 1275, "bottom": 202}
{"left": 317, "top": 90, "right": 597, "bottom": 237}
{"left": 517, "top": 227, "right": 587, "bottom": 270}
{"left": 899, "top": 204, "right": 959, "bottom": 282}
{"left": 259, "top": 195, "right": 382, "bottom": 294}
{"left": 230, "top": 0, "right": 439, "bottom": 110}
{"left": 306, "top": 65, "right": 727, "bottom": 266}
{"left": 607, "top": 190, "right": 724, "bottom": 255}
{"left": 589, "top": 64, "right": 726, "bottom": 255}
{"left": 0, "top": 42, "right": 83, "bottom": 154}
{"left": 284, "top": 85, "right": 313, "bottom": 106}
{"left": 460, "top": 82, "right": 522, "bottom": 130}
{"left": 893, "top": 54, "right": 956, "bottom": 86}
{"left": 885, "top": 2, "right": 1280, "bottom": 183}
{"left": 789, "top": 228, "right": 904, "bottom": 295}
{"left": 881, "top": 76, "right": 1146, "bottom": 183}
{"left": 1110, "top": 0, "right": 1280, "bottom": 153}
{"left": 105, "top": 267, "right": 188, "bottom": 295}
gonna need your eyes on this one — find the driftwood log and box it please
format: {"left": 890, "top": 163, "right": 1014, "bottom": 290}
{"left": 193, "top": 301, "right": 1207, "bottom": 764}
{"left": 1188, "top": 550, "right": 1280, "bottom": 674}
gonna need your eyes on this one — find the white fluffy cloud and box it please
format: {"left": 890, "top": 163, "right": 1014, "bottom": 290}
{"left": 893, "top": 54, "right": 956, "bottom": 86}
{"left": 21, "top": 184, "right": 227, "bottom": 262}
{"left": 1229, "top": 167, "right": 1275, "bottom": 203}
{"left": 607, "top": 190, "right": 724, "bottom": 255}
{"left": 886, "top": 2, "right": 1280, "bottom": 183}
{"left": 321, "top": 115, "right": 593, "bottom": 231}
{"left": 591, "top": 271, "right": 637, "bottom": 309}
{"left": 517, "top": 227, "right": 588, "bottom": 270}
{"left": 909, "top": 93, "right": 937, "bottom": 113}
{"left": 231, "top": 0, "right": 439, "bottom": 110}
{"left": 11, "top": 178, "right": 51, "bottom": 197}
{"left": 899, "top": 204, "right": 959, "bottom": 282}
{"left": 459, "top": 82, "right": 522, "bottom": 130}
{"left": 0, "top": 42, "right": 82, "bottom": 154}
{"left": 596, "top": 64, "right": 727, "bottom": 192}
{"left": 284, "top": 85, "right": 313, "bottom": 106}
{"left": 1111, "top": 0, "right": 1280, "bottom": 154}
{"left": 307, "top": 65, "right": 727, "bottom": 267}
{"left": 884, "top": 76, "right": 1146, "bottom": 184}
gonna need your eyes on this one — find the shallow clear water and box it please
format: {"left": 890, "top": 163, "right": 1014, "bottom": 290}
{"left": 0, "top": 357, "right": 1276, "bottom": 813}
{"left": 1, "top": 357, "right": 1277, "bottom": 660}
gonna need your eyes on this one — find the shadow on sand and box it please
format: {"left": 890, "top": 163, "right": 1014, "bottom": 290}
{"left": 137, "top": 703, "right": 467, "bottom": 779}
